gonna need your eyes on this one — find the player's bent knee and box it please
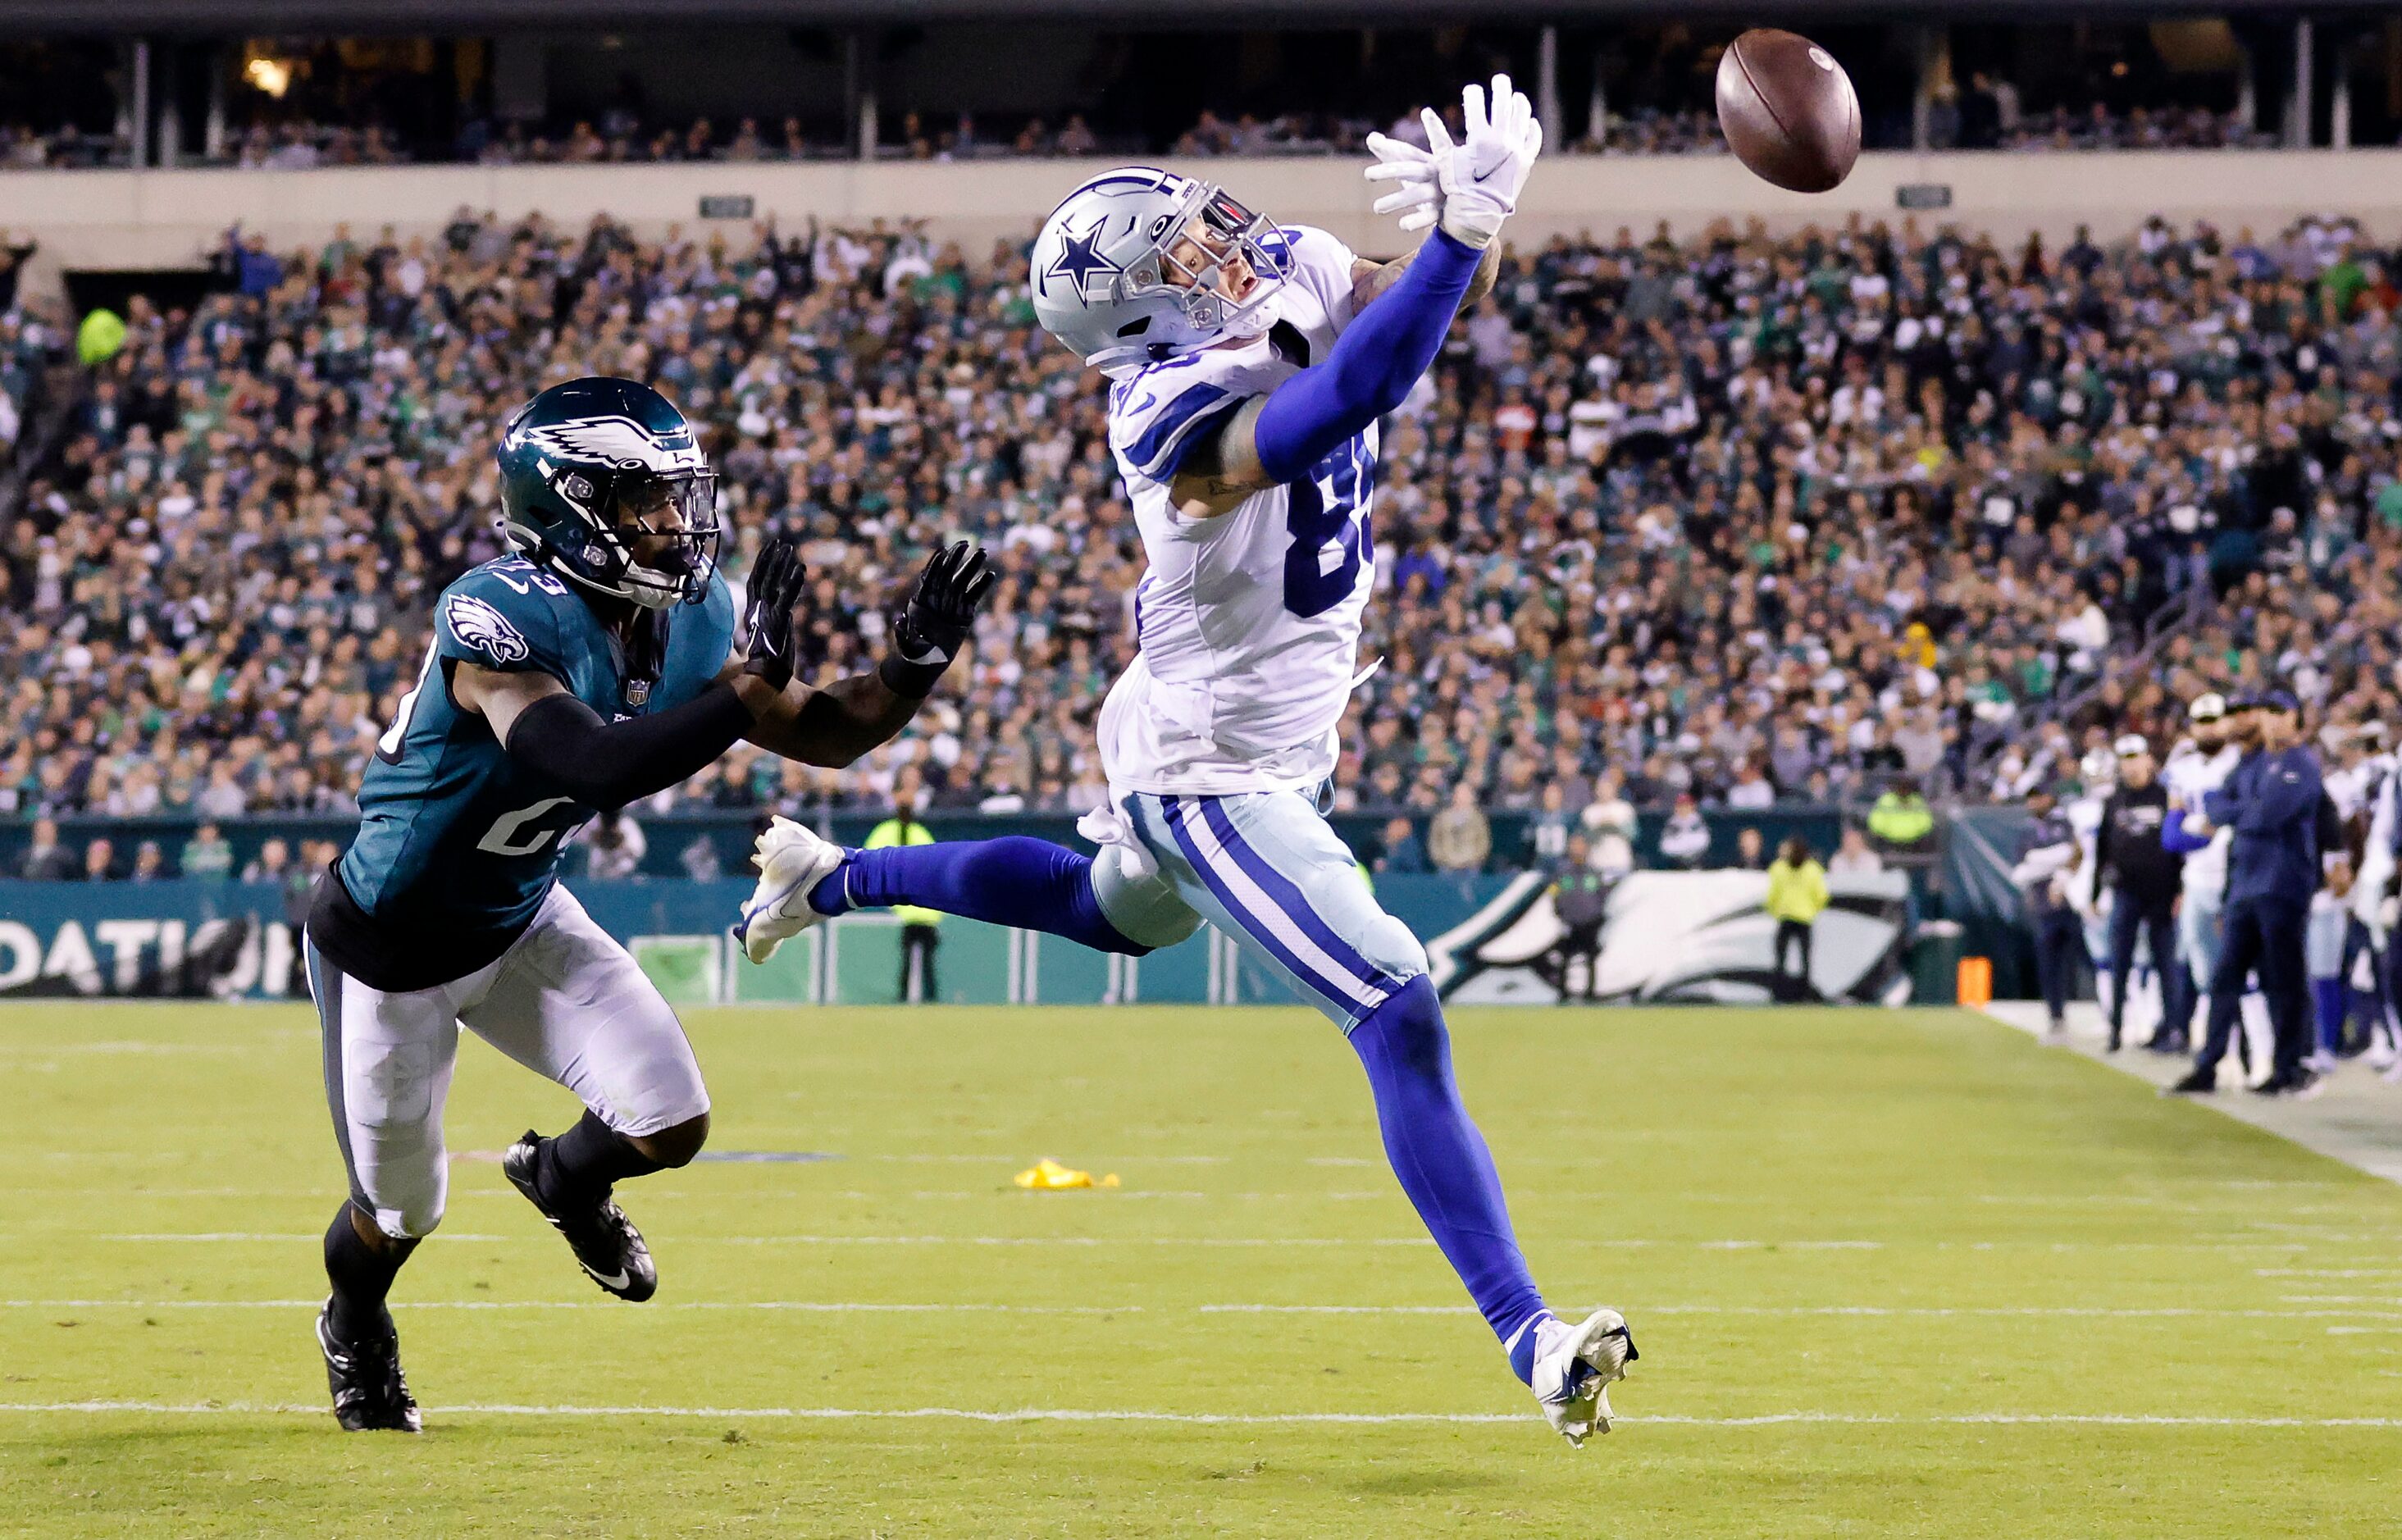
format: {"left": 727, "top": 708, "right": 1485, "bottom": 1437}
{"left": 371, "top": 1195, "right": 444, "bottom": 1242}
{"left": 1355, "top": 977, "right": 1452, "bottom": 1076}
{"left": 1091, "top": 851, "right": 1203, "bottom": 950}
{"left": 631, "top": 1110, "right": 710, "bottom": 1169}
{"left": 1365, "top": 912, "right": 1429, "bottom": 982}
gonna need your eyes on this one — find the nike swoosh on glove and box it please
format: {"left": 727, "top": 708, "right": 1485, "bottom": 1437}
{"left": 1362, "top": 72, "right": 1543, "bottom": 250}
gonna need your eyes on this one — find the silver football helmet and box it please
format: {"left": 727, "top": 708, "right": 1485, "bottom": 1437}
{"left": 1029, "top": 167, "right": 1291, "bottom": 374}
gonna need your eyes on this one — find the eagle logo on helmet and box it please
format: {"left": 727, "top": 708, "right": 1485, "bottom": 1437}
{"left": 505, "top": 414, "right": 707, "bottom": 475}
{"left": 445, "top": 594, "right": 531, "bottom": 665}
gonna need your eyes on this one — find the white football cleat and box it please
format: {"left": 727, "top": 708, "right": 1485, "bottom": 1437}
{"left": 733, "top": 816, "right": 849, "bottom": 964}
{"left": 1524, "top": 1307, "right": 1637, "bottom": 1446}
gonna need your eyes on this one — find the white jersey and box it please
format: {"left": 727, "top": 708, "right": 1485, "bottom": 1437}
{"left": 2161, "top": 740, "right": 2241, "bottom": 902}
{"left": 1097, "top": 225, "right": 1374, "bottom": 795}
{"left": 2067, "top": 794, "right": 2106, "bottom": 913}
{"left": 2358, "top": 763, "right": 2399, "bottom": 927}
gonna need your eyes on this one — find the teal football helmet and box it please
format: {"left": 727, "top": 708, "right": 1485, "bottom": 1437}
{"left": 495, "top": 376, "right": 720, "bottom": 609}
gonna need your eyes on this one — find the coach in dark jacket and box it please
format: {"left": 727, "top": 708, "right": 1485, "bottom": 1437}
{"left": 2096, "top": 734, "right": 2182, "bottom": 1052}
{"left": 2170, "top": 690, "right": 2321, "bottom": 1095}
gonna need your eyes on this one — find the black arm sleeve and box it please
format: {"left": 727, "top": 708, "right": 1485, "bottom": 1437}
{"left": 503, "top": 683, "right": 754, "bottom": 810}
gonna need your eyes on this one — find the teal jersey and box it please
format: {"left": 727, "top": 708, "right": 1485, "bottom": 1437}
{"left": 326, "top": 555, "right": 735, "bottom": 983}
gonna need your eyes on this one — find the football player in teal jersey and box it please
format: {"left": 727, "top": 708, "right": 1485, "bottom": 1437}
{"left": 305, "top": 376, "right": 992, "bottom": 1432}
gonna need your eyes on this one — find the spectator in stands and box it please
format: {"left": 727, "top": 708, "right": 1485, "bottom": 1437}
{"left": 679, "top": 835, "right": 724, "bottom": 882}
{"left": 1827, "top": 827, "right": 1885, "bottom": 877}
{"left": 0, "top": 208, "right": 2385, "bottom": 832}
{"left": 1734, "top": 827, "right": 1767, "bottom": 870}
{"left": 1725, "top": 759, "right": 1775, "bottom": 809}
{"left": 181, "top": 822, "right": 233, "bottom": 882}
{"left": 242, "top": 838, "right": 289, "bottom": 885}
{"left": 81, "top": 836, "right": 118, "bottom": 882}
{"left": 1584, "top": 797, "right": 1638, "bottom": 882}
{"left": 18, "top": 817, "right": 73, "bottom": 879}
{"left": 1428, "top": 783, "right": 1492, "bottom": 874}
{"left": 1766, "top": 836, "right": 1830, "bottom": 1001}
{"left": 581, "top": 811, "right": 646, "bottom": 880}
{"left": 130, "top": 839, "right": 166, "bottom": 881}
{"left": 1375, "top": 816, "right": 1431, "bottom": 875}
{"left": 1527, "top": 782, "right": 1572, "bottom": 868}
{"left": 1657, "top": 795, "right": 1711, "bottom": 869}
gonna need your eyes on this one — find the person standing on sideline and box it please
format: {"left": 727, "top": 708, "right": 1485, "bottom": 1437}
{"left": 2012, "top": 786, "right": 2085, "bottom": 1037}
{"left": 2169, "top": 690, "right": 2323, "bottom": 1096}
{"left": 864, "top": 799, "right": 942, "bottom": 1003}
{"left": 1764, "top": 836, "right": 1830, "bottom": 1003}
{"left": 2307, "top": 856, "right": 2355, "bottom": 1071}
{"left": 2095, "top": 734, "right": 2183, "bottom": 1052}
{"left": 2158, "top": 694, "right": 2240, "bottom": 1055}
{"left": 1549, "top": 832, "right": 1611, "bottom": 1002}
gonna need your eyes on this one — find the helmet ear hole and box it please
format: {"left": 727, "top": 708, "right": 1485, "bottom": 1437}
{"left": 1115, "top": 318, "right": 1151, "bottom": 339}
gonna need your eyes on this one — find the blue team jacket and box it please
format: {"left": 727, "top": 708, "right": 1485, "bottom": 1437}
{"left": 2203, "top": 745, "right": 2322, "bottom": 908}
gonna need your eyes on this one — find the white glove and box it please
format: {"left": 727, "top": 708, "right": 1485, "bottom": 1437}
{"left": 1363, "top": 72, "right": 1543, "bottom": 250}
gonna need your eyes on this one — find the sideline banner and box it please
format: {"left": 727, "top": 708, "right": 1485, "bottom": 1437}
{"left": 1427, "top": 870, "right": 1915, "bottom": 1005}
{"left": 0, "top": 873, "right": 1515, "bottom": 1007}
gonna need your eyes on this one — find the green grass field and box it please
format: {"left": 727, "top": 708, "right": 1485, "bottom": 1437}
{"left": 2, "top": 1000, "right": 2399, "bottom": 1537}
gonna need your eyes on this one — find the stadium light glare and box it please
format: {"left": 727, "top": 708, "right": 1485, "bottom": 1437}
{"left": 243, "top": 53, "right": 293, "bottom": 97}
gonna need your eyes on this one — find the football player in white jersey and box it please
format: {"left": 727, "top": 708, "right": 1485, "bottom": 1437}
{"left": 2067, "top": 747, "right": 2117, "bottom": 1020}
{"left": 2161, "top": 693, "right": 2268, "bottom": 1071}
{"left": 735, "top": 76, "right": 1635, "bottom": 1445}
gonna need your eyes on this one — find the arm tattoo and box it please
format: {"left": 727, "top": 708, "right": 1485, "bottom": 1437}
{"left": 1351, "top": 243, "right": 1500, "bottom": 312}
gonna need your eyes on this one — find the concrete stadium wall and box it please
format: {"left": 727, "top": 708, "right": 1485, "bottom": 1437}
{"left": 7, "top": 149, "right": 2402, "bottom": 293}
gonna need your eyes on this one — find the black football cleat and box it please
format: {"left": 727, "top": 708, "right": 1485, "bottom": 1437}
{"left": 317, "top": 1301, "right": 420, "bottom": 1433}
{"left": 503, "top": 1129, "right": 659, "bottom": 1302}
{"left": 2163, "top": 1068, "right": 2216, "bottom": 1096}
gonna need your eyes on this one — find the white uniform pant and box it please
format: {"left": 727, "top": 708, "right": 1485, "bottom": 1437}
{"left": 1091, "top": 788, "right": 1428, "bottom": 1030}
{"left": 307, "top": 884, "right": 709, "bottom": 1241}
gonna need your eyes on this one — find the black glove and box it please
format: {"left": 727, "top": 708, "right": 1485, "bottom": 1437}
{"left": 740, "top": 536, "right": 809, "bottom": 692}
{"left": 881, "top": 540, "right": 996, "bottom": 698}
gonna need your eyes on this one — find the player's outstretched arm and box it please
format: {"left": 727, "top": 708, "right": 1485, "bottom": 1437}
{"left": 1170, "top": 76, "right": 1539, "bottom": 520}
{"left": 452, "top": 535, "right": 817, "bottom": 809}
{"left": 1169, "top": 229, "right": 1485, "bottom": 517}
{"left": 741, "top": 540, "right": 996, "bottom": 768}
{"left": 1348, "top": 244, "right": 1500, "bottom": 315}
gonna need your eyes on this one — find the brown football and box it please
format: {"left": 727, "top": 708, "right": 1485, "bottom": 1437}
{"left": 1715, "top": 29, "right": 1861, "bottom": 194}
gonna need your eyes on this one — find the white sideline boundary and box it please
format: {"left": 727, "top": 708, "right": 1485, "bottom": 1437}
{"left": 2, "top": 1401, "right": 2398, "bottom": 1429}
{"left": 1980, "top": 1002, "right": 2402, "bottom": 1187}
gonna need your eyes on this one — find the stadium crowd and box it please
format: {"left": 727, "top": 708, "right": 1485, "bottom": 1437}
{"left": 0, "top": 203, "right": 2395, "bottom": 859}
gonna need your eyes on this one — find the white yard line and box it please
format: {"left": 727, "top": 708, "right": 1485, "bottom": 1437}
{"left": 86, "top": 1231, "right": 2395, "bottom": 1251}
{"left": 0, "top": 1401, "right": 2396, "bottom": 1429}
{"left": 8, "top": 1299, "right": 2395, "bottom": 1320}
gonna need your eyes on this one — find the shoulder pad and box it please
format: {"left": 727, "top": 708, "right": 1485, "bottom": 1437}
{"left": 435, "top": 562, "right": 572, "bottom": 676}
{"left": 1108, "top": 351, "right": 1271, "bottom": 481}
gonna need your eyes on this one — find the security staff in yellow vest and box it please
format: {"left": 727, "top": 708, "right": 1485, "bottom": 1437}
{"left": 866, "top": 807, "right": 942, "bottom": 1002}
{"left": 1765, "top": 836, "right": 1831, "bottom": 1002}
{"left": 1866, "top": 779, "right": 1936, "bottom": 853}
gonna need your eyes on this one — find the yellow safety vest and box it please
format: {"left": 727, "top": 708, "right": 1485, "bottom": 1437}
{"left": 864, "top": 818, "right": 941, "bottom": 927}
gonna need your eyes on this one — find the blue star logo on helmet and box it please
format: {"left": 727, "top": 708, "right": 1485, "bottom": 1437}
{"left": 1042, "top": 216, "right": 1119, "bottom": 298}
